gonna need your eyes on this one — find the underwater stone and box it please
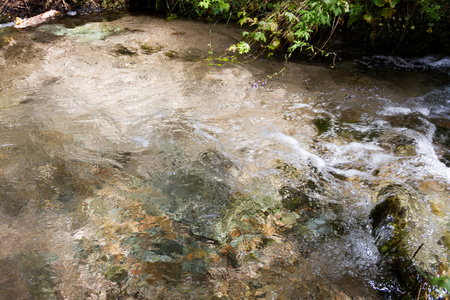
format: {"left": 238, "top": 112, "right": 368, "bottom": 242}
{"left": 279, "top": 186, "right": 320, "bottom": 212}
{"left": 153, "top": 149, "right": 242, "bottom": 242}
{"left": 38, "top": 23, "right": 123, "bottom": 42}
{"left": 113, "top": 44, "right": 137, "bottom": 56}
{"left": 385, "top": 113, "right": 431, "bottom": 135}
{"left": 182, "top": 249, "right": 208, "bottom": 274}
{"left": 105, "top": 265, "right": 128, "bottom": 283}
{"left": 16, "top": 252, "right": 58, "bottom": 299}
{"left": 152, "top": 239, "right": 184, "bottom": 257}
{"left": 378, "top": 133, "right": 417, "bottom": 156}
{"left": 313, "top": 117, "right": 331, "bottom": 136}
{"left": 0, "top": 258, "right": 32, "bottom": 299}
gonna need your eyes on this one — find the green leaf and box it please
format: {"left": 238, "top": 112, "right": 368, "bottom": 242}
{"left": 284, "top": 12, "right": 298, "bottom": 22}
{"left": 237, "top": 41, "right": 250, "bottom": 54}
{"left": 167, "top": 13, "right": 178, "bottom": 20}
{"left": 253, "top": 31, "right": 267, "bottom": 42}
{"left": 374, "top": 0, "right": 385, "bottom": 7}
{"left": 363, "top": 13, "right": 373, "bottom": 23}
{"left": 429, "top": 276, "right": 450, "bottom": 290}
{"left": 381, "top": 7, "right": 396, "bottom": 19}
{"left": 267, "top": 39, "right": 280, "bottom": 50}
{"left": 198, "top": 0, "right": 209, "bottom": 9}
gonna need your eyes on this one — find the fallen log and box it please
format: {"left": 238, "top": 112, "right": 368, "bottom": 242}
{"left": 14, "top": 9, "right": 61, "bottom": 28}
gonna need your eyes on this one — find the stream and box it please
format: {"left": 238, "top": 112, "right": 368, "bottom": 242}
{"left": 0, "top": 12, "right": 449, "bottom": 299}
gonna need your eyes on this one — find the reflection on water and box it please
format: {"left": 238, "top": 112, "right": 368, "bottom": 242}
{"left": 0, "top": 13, "right": 449, "bottom": 299}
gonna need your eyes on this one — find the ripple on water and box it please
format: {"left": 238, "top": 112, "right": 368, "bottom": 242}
{"left": 0, "top": 13, "right": 449, "bottom": 299}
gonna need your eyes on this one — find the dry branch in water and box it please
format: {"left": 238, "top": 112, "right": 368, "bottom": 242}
{"left": 14, "top": 9, "right": 61, "bottom": 28}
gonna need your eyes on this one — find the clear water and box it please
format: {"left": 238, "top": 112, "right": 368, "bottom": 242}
{"left": 0, "top": 13, "right": 449, "bottom": 299}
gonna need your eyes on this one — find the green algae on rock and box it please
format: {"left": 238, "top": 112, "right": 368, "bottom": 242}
{"left": 38, "top": 23, "right": 123, "bottom": 41}
{"left": 370, "top": 183, "right": 450, "bottom": 297}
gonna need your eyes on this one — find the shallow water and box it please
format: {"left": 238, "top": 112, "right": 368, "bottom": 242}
{"left": 0, "top": 12, "right": 449, "bottom": 299}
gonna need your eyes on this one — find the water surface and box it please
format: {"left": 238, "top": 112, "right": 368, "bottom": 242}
{"left": 0, "top": 13, "right": 449, "bottom": 299}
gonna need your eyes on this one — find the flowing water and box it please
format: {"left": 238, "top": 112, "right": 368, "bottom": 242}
{"left": 0, "top": 12, "right": 449, "bottom": 299}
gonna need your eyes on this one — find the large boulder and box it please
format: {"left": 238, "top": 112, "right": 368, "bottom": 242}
{"left": 370, "top": 183, "right": 450, "bottom": 297}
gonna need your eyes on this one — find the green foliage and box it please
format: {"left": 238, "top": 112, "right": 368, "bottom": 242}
{"left": 346, "top": 0, "right": 448, "bottom": 53}
{"left": 153, "top": 0, "right": 448, "bottom": 55}
{"left": 227, "top": 0, "right": 350, "bottom": 56}
{"left": 416, "top": 267, "right": 450, "bottom": 298}
{"left": 205, "top": 42, "right": 238, "bottom": 66}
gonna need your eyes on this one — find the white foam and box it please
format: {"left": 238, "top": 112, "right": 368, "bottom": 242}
{"left": 264, "top": 126, "right": 327, "bottom": 169}
{"left": 378, "top": 106, "right": 411, "bottom": 116}
{"left": 0, "top": 22, "right": 15, "bottom": 28}
{"left": 132, "top": 136, "right": 149, "bottom": 147}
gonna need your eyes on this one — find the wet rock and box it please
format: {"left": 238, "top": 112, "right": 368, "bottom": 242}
{"left": 313, "top": 117, "right": 332, "bottom": 136}
{"left": 434, "top": 125, "right": 450, "bottom": 167}
{"left": 378, "top": 132, "right": 417, "bottom": 156}
{"left": 164, "top": 51, "right": 177, "bottom": 59}
{"left": 139, "top": 43, "right": 162, "bottom": 55}
{"left": 385, "top": 113, "right": 431, "bottom": 135}
{"left": 279, "top": 183, "right": 346, "bottom": 242}
{"left": 105, "top": 265, "right": 128, "bottom": 283}
{"left": 370, "top": 183, "right": 450, "bottom": 296}
{"left": 279, "top": 185, "right": 320, "bottom": 212}
{"left": 335, "top": 123, "right": 381, "bottom": 142}
{"left": 113, "top": 44, "right": 137, "bottom": 56}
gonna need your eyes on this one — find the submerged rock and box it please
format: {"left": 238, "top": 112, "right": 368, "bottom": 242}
{"left": 278, "top": 178, "right": 346, "bottom": 242}
{"left": 15, "top": 252, "right": 58, "bottom": 300}
{"left": 378, "top": 132, "right": 417, "bottom": 156}
{"left": 105, "top": 265, "right": 128, "bottom": 283}
{"left": 38, "top": 23, "right": 123, "bottom": 41}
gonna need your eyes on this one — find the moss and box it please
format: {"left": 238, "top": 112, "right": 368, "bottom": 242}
{"left": 336, "top": 123, "right": 381, "bottom": 142}
{"left": 313, "top": 118, "right": 331, "bottom": 136}
{"left": 164, "top": 51, "right": 177, "bottom": 59}
{"left": 113, "top": 44, "right": 137, "bottom": 56}
{"left": 369, "top": 184, "right": 436, "bottom": 297}
{"left": 105, "top": 265, "right": 128, "bottom": 283}
{"left": 279, "top": 186, "right": 312, "bottom": 211}
{"left": 371, "top": 185, "right": 411, "bottom": 257}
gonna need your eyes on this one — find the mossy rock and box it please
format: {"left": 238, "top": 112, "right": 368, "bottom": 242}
{"left": 105, "top": 266, "right": 128, "bottom": 283}
{"left": 313, "top": 117, "right": 331, "bottom": 136}
{"left": 378, "top": 133, "right": 417, "bottom": 156}
{"left": 370, "top": 184, "right": 416, "bottom": 257}
{"left": 370, "top": 183, "right": 450, "bottom": 297}
{"left": 279, "top": 186, "right": 314, "bottom": 212}
{"left": 113, "top": 44, "right": 137, "bottom": 56}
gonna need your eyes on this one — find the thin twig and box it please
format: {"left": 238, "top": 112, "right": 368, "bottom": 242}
{"left": 0, "top": 0, "right": 10, "bottom": 12}
{"left": 412, "top": 243, "right": 424, "bottom": 260}
{"left": 417, "top": 282, "right": 423, "bottom": 300}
